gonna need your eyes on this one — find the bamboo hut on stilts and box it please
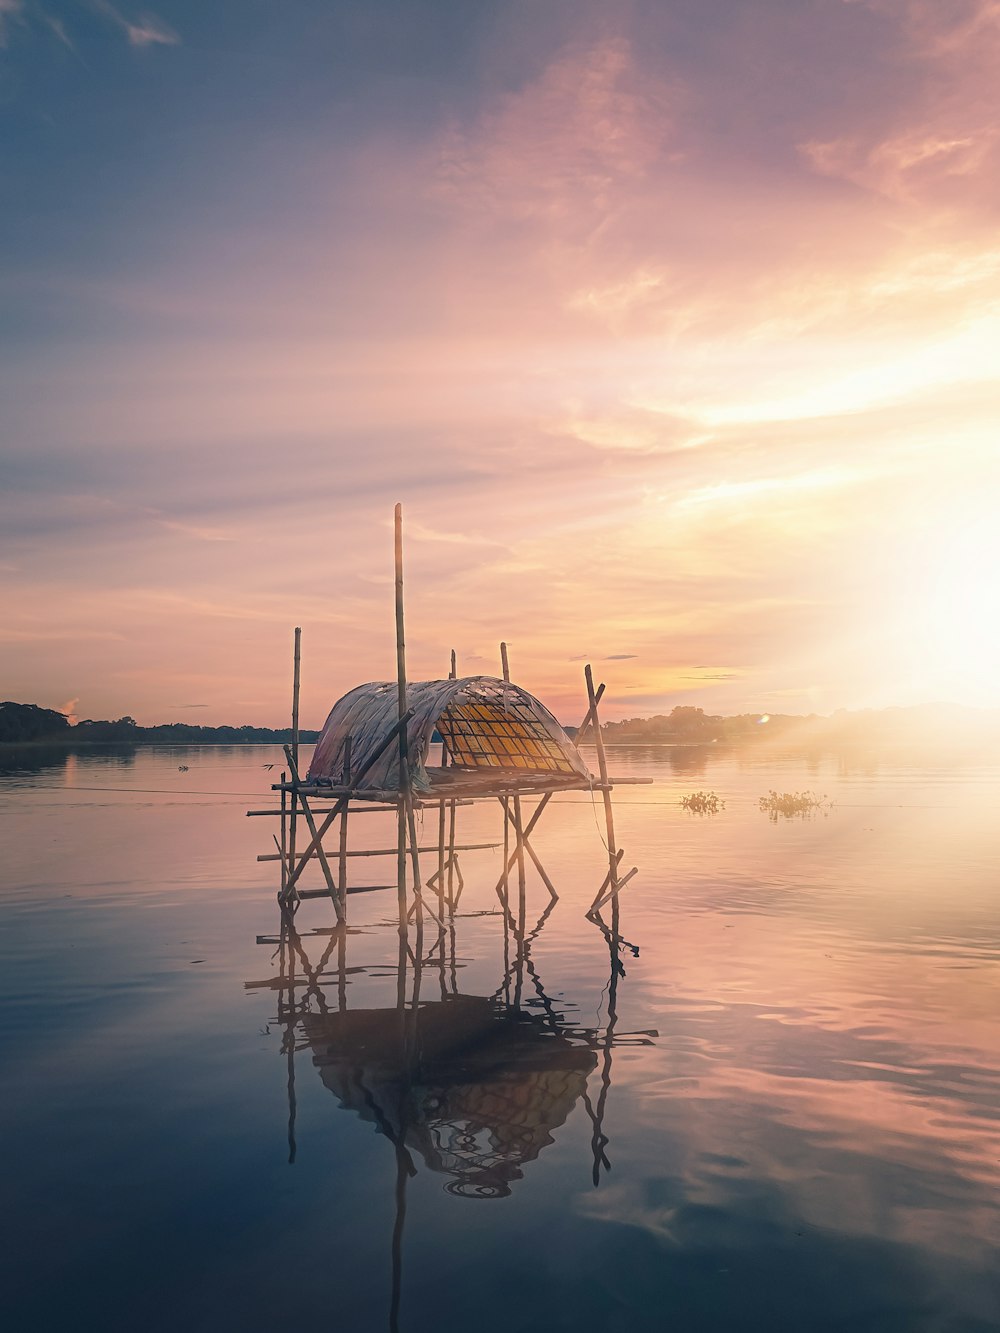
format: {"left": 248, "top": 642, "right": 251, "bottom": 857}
{"left": 247, "top": 504, "right": 648, "bottom": 932}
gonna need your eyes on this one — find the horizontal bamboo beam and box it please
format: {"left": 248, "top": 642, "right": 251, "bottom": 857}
{"left": 294, "top": 884, "right": 396, "bottom": 899}
{"left": 247, "top": 801, "right": 474, "bottom": 817}
{"left": 258, "top": 840, "right": 497, "bottom": 864}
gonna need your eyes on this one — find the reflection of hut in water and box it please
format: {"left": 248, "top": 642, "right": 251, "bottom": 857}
{"left": 303, "top": 994, "right": 597, "bottom": 1198}
{"left": 250, "top": 907, "right": 656, "bottom": 1333}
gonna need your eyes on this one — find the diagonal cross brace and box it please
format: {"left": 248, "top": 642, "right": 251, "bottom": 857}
{"left": 496, "top": 794, "right": 557, "bottom": 901}
{"left": 284, "top": 746, "right": 343, "bottom": 918}
{"left": 282, "top": 709, "right": 414, "bottom": 894}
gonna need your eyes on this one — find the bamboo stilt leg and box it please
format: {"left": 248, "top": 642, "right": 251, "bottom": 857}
{"left": 585, "top": 663, "right": 620, "bottom": 907}
{"left": 337, "top": 809, "right": 349, "bottom": 920}
{"left": 573, "top": 681, "right": 606, "bottom": 750}
{"left": 288, "top": 628, "right": 301, "bottom": 899}
{"left": 337, "top": 738, "right": 351, "bottom": 918}
{"left": 437, "top": 799, "right": 446, "bottom": 920}
{"left": 279, "top": 769, "right": 289, "bottom": 900}
{"left": 446, "top": 799, "right": 457, "bottom": 913}
{"left": 500, "top": 642, "right": 527, "bottom": 936}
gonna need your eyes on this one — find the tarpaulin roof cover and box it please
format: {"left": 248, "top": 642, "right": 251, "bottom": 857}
{"left": 307, "top": 675, "right": 591, "bottom": 793}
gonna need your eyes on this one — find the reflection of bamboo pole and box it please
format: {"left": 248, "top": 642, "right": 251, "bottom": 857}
{"left": 389, "top": 1131, "right": 408, "bottom": 1333}
{"left": 280, "top": 912, "right": 298, "bottom": 1166}
{"left": 591, "top": 924, "right": 620, "bottom": 1186}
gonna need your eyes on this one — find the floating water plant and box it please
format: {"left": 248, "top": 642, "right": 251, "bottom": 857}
{"left": 758, "top": 790, "right": 829, "bottom": 820}
{"left": 680, "top": 790, "right": 725, "bottom": 814}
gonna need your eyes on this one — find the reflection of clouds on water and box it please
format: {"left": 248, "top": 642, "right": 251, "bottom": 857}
{"left": 577, "top": 980, "right": 1000, "bottom": 1325}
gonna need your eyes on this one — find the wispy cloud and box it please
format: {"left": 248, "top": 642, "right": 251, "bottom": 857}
{"left": 92, "top": 1, "right": 178, "bottom": 48}
{"left": 431, "top": 37, "right": 676, "bottom": 236}
{"left": 0, "top": 0, "right": 24, "bottom": 47}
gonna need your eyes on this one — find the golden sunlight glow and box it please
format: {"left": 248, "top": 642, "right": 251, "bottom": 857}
{"left": 906, "top": 519, "right": 1000, "bottom": 702}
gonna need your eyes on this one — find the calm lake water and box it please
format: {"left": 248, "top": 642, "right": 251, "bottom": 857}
{"left": 3, "top": 743, "right": 1000, "bottom": 1332}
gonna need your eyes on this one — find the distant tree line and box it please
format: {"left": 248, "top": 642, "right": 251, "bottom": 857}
{"left": 5, "top": 698, "right": 997, "bottom": 752}
{"left": 0, "top": 702, "right": 72, "bottom": 743}
{"left": 601, "top": 706, "right": 801, "bottom": 744}
{"left": 0, "top": 702, "right": 319, "bottom": 746}
{"left": 599, "top": 703, "right": 1000, "bottom": 749}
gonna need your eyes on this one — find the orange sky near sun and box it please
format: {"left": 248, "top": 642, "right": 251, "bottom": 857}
{"left": 2, "top": 3, "right": 999, "bottom": 726}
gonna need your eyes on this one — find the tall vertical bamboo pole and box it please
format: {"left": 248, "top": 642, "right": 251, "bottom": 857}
{"left": 446, "top": 648, "right": 457, "bottom": 912}
{"left": 501, "top": 642, "right": 527, "bottom": 937}
{"left": 338, "top": 737, "right": 351, "bottom": 920}
{"left": 292, "top": 626, "right": 301, "bottom": 769}
{"left": 585, "top": 663, "right": 619, "bottom": 899}
{"left": 394, "top": 504, "right": 410, "bottom": 941}
{"left": 288, "top": 630, "right": 301, "bottom": 885}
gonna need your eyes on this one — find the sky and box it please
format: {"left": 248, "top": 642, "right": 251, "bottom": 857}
{"left": 2, "top": 0, "right": 999, "bottom": 726}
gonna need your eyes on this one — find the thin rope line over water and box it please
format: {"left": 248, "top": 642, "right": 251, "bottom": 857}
{"left": 0, "top": 784, "right": 976, "bottom": 810}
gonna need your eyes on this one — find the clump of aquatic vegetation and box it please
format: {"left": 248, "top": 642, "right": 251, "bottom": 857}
{"left": 680, "top": 790, "right": 726, "bottom": 815}
{"left": 758, "top": 790, "right": 831, "bottom": 820}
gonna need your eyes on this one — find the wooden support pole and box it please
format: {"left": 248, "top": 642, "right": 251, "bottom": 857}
{"left": 289, "top": 628, "right": 301, "bottom": 888}
{"left": 573, "top": 681, "right": 606, "bottom": 748}
{"left": 446, "top": 645, "right": 458, "bottom": 913}
{"left": 500, "top": 640, "right": 511, "bottom": 712}
{"left": 279, "top": 769, "right": 288, "bottom": 898}
{"left": 337, "top": 737, "right": 350, "bottom": 919}
{"left": 500, "top": 641, "right": 526, "bottom": 931}
{"left": 437, "top": 800, "right": 446, "bottom": 919}
{"left": 292, "top": 626, "right": 302, "bottom": 770}
{"left": 406, "top": 793, "right": 433, "bottom": 927}
{"left": 585, "top": 662, "right": 620, "bottom": 906}
{"left": 394, "top": 503, "right": 410, "bottom": 939}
